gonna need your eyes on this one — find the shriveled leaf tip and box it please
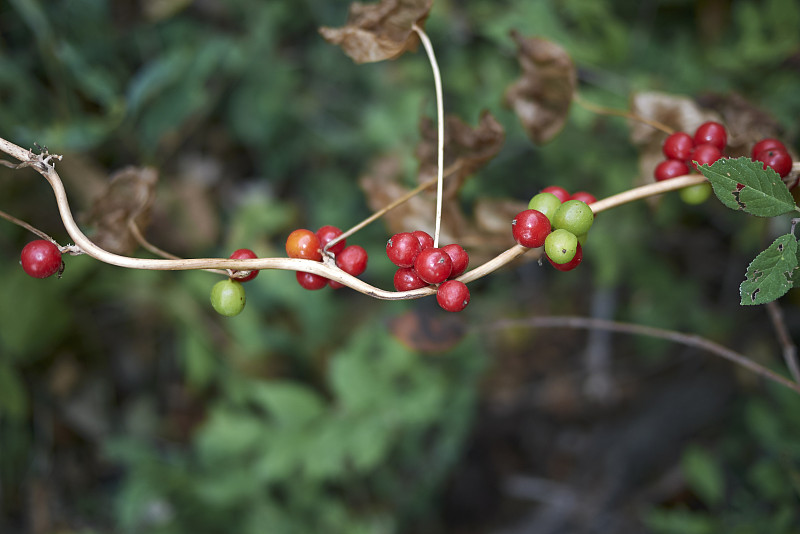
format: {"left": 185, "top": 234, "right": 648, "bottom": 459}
{"left": 319, "top": 0, "right": 433, "bottom": 64}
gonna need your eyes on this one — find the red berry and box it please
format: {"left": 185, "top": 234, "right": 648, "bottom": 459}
{"left": 540, "top": 185, "right": 570, "bottom": 203}
{"left": 569, "top": 191, "right": 597, "bottom": 205}
{"left": 316, "top": 225, "right": 346, "bottom": 256}
{"left": 442, "top": 243, "right": 469, "bottom": 278}
{"left": 751, "top": 138, "right": 786, "bottom": 160}
{"left": 662, "top": 131, "right": 694, "bottom": 160}
{"left": 512, "top": 209, "right": 552, "bottom": 248}
{"left": 229, "top": 248, "right": 259, "bottom": 282}
{"left": 754, "top": 148, "right": 793, "bottom": 178}
{"left": 411, "top": 230, "right": 434, "bottom": 250}
{"left": 547, "top": 242, "right": 583, "bottom": 271}
{"left": 654, "top": 159, "right": 690, "bottom": 181}
{"left": 329, "top": 245, "right": 368, "bottom": 289}
{"left": 436, "top": 280, "right": 470, "bottom": 312}
{"left": 693, "top": 121, "right": 727, "bottom": 151}
{"left": 20, "top": 240, "right": 63, "bottom": 279}
{"left": 296, "top": 271, "right": 327, "bottom": 290}
{"left": 386, "top": 232, "right": 422, "bottom": 268}
{"left": 414, "top": 248, "right": 453, "bottom": 284}
{"left": 393, "top": 267, "right": 428, "bottom": 291}
{"left": 689, "top": 143, "right": 723, "bottom": 170}
{"left": 286, "top": 229, "right": 322, "bottom": 261}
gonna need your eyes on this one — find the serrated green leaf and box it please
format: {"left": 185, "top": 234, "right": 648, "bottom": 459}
{"left": 699, "top": 157, "right": 797, "bottom": 217}
{"left": 740, "top": 234, "right": 798, "bottom": 305}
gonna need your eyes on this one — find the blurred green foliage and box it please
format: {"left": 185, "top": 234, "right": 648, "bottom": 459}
{"left": 1, "top": 0, "right": 799, "bottom": 532}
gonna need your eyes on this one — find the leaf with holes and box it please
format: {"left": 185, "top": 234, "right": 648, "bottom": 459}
{"left": 739, "top": 234, "right": 798, "bottom": 306}
{"left": 699, "top": 157, "right": 797, "bottom": 217}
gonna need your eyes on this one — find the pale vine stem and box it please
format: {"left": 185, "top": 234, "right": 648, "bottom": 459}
{"left": 412, "top": 23, "right": 445, "bottom": 248}
{"left": 0, "top": 132, "right": 707, "bottom": 298}
{"left": 490, "top": 316, "right": 800, "bottom": 394}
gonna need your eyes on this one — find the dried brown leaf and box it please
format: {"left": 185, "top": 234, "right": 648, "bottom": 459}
{"left": 85, "top": 167, "right": 158, "bottom": 255}
{"left": 504, "top": 32, "right": 577, "bottom": 145}
{"left": 416, "top": 111, "right": 505, "bottom": 197}
{"left": 695, "top": 92, "right": 786, "bottom": 157}
{"left": 319, "top": 0, "right": 433, "bottom": 64}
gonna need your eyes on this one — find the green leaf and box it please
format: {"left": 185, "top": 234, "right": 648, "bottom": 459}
{"left": 699, "top": 157, "right": 797, "bottom": 217}
{"left": 739, "top": 234, "right": 798, "bottom": 305}
{"left": 248, "top": 382, "right": 326, "bottom": 427}
{"left": 681, "top": 445, "right": 725, "bottom": 507}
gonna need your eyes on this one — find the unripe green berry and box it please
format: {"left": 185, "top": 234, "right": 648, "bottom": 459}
{"left": 210, "top": 279, "right": 246, "bottom": 317}
{"left": 527, "top": 192, "right": 561, "bottom": 224}
{"left": 679, "top": 182, "right": 712, "bottom": 205}
{"left": 544, "top": 229, "right": 578, "bottom": 264}
{"left": 552, "top": 200, "right": 594, "bottom": 236}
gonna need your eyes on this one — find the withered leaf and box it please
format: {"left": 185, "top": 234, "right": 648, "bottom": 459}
{"left": 629, "top": 91, "right": 721, "bottom": 146}
{"left": 504, "top": 31, "right": 576, "bottom": 145}
{"left": 85, "top": 166, "right": 158, "bottom": 255}
{"left": 319, "top": 0, "right": 433, "bottom": 64}
{"left": 416, "top": 111, "right": 505, "bottom": 198}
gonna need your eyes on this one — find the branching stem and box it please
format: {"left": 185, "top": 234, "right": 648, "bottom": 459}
{"left": 489, "top": 315, "right": 800, "bottom": 394}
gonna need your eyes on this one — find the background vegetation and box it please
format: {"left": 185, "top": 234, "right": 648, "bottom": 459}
{"left": 1, "top": 0, "right": 799, "bottom": 532}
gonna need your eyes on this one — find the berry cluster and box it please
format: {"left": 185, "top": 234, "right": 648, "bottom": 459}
{"left": 513, "top": 186, "right": 596, "bottom": 272}
{"left": 654, "top": 121, "right": 728, "bottom": 183}
{"left": 654, "top": 121, "right": 796, "bottom": 200}
{"left": 387, "top": 230, "right": 470, "bottom": 312}
{"left": 20, "top": 239, "right": 64, "bottom": 279}
{"left": 286, "top": 225, "right": 368, "bottom": 290}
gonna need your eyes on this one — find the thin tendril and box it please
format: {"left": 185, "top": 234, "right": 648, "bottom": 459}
{"left": 412, "top": 24, "right": 445, "bottom": 248}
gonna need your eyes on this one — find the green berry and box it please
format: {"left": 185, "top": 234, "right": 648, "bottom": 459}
{"left": 544, "top": 229, "right": 578, "bottom": 265}
{"left": 527, "top": 192, "right": 561, "bottom": 224}
{"left": 552, "top": 200, "right": 594, "bottom": 236}
{"left": 576, "top": 233, "right": 588, "bottom": 246}
{"left": 679, "top": 182, "right": 712, "bottom": 205}
{"left": 210, "top": 279, "right": 246, "bottom": 317}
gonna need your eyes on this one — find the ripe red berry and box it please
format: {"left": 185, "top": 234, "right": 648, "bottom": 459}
{"left": 329, "top": 245, "right": 368, "bottom": 289}
{"left": 436, "top": 280, "right": 470, "bottom": 312}
{"left": 751, "top": 138, "right": 786, "bottom": 160}
{"left": 386, "top": 232, "right": 422, "bottom": 268}
{"left": 296, "top": 271, "right": 327, "bottom": 290}
{"left": 540, "top": 185, "right": 570, "bottom": 203}
{"left": 662, "top": 131, "right": 694, "bottom": 160}
{"left": 547, "top": 243, "right": 583, "bottom": 271}
{"left": 693, "top": 121, "right": 727, "bottom": 151}
{"left": 512, "top": 209, "right": 551, "bottom": 248}
{"left": 316, "top": 225, "right": 346, "bottom": 256}
{"left": 393, "top": 267, "right": 428, "bottom": 291}
{"left": 754, "top": 148, "right": 793, "bottom": 178}
{"left": 20, "top": 240, "right": 63, "bottom": 279}
{"left": 229, "top": 248, "right": 259, "bottom": 282}
{"left": 689, "top": 143, "right": 723, "bottom": 170}
{"left": 411, "top": 230, "right": 434, "bottom": 250}
{"left": 442, "top": 243, "right": 469, "bottom": 278}
{"left": 654, "top": 159, "right": 690, "bottom": 181}
{"left": 569, "top": 191, "right": 597, "bottom": 205}
{"left": 414, "top": 248, "right": 453, "bottom": 284}
{"left": 286, "top": 229, "right": 322, "bottom": 261}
